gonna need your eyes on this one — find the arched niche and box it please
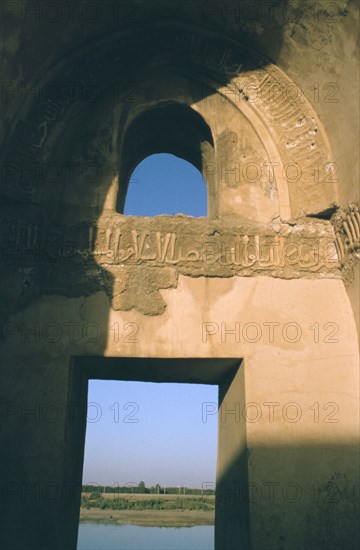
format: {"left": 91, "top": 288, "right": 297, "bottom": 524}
{"left": 0, "top": 20, "right": 337, "bottom": 222}
{"left": 113, "top": 69, "right": 283, "bottom": 223}
{"left": 116, "top": 102, "right": 215, "bottom": 216}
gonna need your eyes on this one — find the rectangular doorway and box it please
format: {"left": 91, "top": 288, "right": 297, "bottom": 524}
{"left": 65, "top": 358, "right": 250, "bottom": 550}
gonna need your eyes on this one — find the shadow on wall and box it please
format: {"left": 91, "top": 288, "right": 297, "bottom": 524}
{"left": 216, "top": 442, "right": 359, "bottom": 550}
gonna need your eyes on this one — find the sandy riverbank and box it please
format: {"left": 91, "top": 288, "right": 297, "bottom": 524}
{"left": 79, "top": 508, "right": 214, "bottom": 527}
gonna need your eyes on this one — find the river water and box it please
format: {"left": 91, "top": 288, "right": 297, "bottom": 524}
{"left": 77, "top": 523, "right": 214, "bottom": 550}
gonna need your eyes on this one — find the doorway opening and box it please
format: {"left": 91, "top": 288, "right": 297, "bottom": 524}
{"left": 78, "top": 379, "right": 217, "bottom": 549}
{"left": 67, "top": 358, "right": 250, "bottom": 550}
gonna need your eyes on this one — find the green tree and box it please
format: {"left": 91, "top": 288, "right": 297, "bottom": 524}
{"left": 138, "top": 481, "right": 146, "bottom": 493}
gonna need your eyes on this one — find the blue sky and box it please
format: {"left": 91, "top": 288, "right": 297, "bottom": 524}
{"left": 82, "top": 154, "right": 217, "bottom": 488}
{"left": 123, "top": 153, "right": 207, "bottom": 217}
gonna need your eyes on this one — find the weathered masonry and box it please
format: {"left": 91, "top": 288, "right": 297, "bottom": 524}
{"left": 0, "top": 2, "right": 359, "bottom": 549}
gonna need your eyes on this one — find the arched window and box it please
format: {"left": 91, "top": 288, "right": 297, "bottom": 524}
{"left": 117, "top": 102, "right": 215, "bottom": 217}
{"left": 123, "top": 153, "right": 207, "bottom": 217}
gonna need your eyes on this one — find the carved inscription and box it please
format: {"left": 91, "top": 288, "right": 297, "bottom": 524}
{"left": 0, "top": 219, "right": 340, "bottom": 278}
{"left": 0, "top": 216, "right": 343, "bottom": 315}
{"left": 89, "top": 227, "right": 338, "bottom": 274}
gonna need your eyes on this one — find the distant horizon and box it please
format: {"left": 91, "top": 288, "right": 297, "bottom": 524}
{"left": 82, "top": 482, "right": 216, "bottom": 491}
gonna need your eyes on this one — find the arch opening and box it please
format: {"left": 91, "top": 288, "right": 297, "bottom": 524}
{"left": 116, "top": 102, "right": 215, "bottom": 216}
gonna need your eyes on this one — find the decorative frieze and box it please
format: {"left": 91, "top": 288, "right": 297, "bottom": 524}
{"left": 332, "top": 204, "right": 360, "bottom": 287}
{"left": 0, "top": 217, "right": 340, "bottom": 279}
